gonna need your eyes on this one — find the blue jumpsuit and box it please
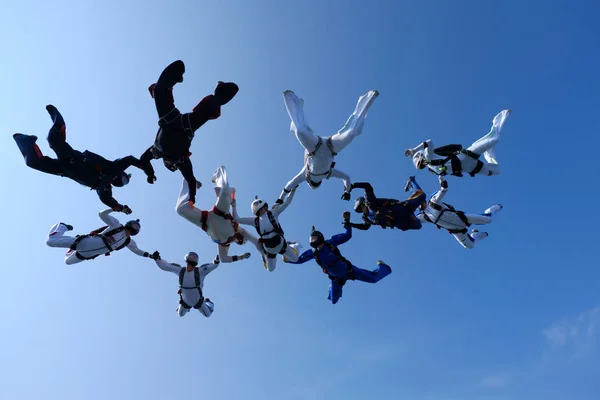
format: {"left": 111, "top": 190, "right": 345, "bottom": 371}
{"left": 13, "top": 105, "right": 142, "bottom": 210}
{"left": 287, "top": 225, "right": 392, "bottom": 304}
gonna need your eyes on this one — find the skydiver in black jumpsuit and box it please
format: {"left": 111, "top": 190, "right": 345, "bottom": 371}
{"left": 13, "top": 105, "right": 145, "bottom": 214}
{"left": 139, "top": 60, "right": 239, "bottom": 204}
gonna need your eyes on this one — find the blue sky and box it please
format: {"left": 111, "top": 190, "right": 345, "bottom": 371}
{"left": 1, "top": 0, "right": 599, "bottom": 399}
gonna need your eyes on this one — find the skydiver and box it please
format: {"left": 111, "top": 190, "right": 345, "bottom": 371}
{"left": 175, "top": 166, "right": 264, "bottom": 263}
{"left": 284, "top": 213, "right": 392, "bottom": 305}
{"left": 404, "top": 109, "right": 511, "bottom": 177}
{"left": 140, "top": 60, "right": 239, "bottom": 205}
{"left": 45, "top": 208, "right": 160, "bottom": 265}
{"left": 13, "top": 105, "right": 147, "bottom": 213}
{"left": 406, "top": 175, "right": 503, "bottom": 249}
{"left": 231, "top": 188, "right": 302, "bottom": 272}
{"left": 347, "top": 180, "right": 427, "bottom": 231}
{"left": 273, "top": 89, "right": 379, "bottom": 208}
{"left": 151, "top": 251, "right": 218, "bottom": 318}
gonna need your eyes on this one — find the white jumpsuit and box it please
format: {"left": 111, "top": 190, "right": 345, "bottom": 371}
{"left": 231, "top": 189, "right": 302, "bottom": 272}
{"left": 46, "top": 209, "right": 149, "bottom": 265}
{"left": 175, "top": 166, "right": 263, "bottom": 262}
{"left": 410, "top": 109, "right": 511, "bottom": 176}
{"left": 277, "top": 89, "right": 379, "bottom": 202}
{"left": 155, "top": 259, "right": 218, "bottom": 317}
{"left": 416, "top": 176, "right": 502, "bottom": 249}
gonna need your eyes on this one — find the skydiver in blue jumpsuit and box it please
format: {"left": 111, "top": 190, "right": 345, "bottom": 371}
{"left": 285, "top": 213, "right": 392, "bottom": 304}
{"left": 346, "top": 179, "right": 427, "bottom": 231}
{"left": 13, "top": 105, "right": 146, "bottom": 214}
{"left": 139, "top": 60, "right": 239, "bottom": 204}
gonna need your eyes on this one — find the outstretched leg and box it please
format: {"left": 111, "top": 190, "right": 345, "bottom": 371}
{"left": 283, "top": 90, "right": 320, "bottom": 152}
{"left": 212, "top": 166, "right": 234, "bottom": 213}
{"left": 198, "top": 299, "right": 215, "bottom": 317}
{"left": 329, "top": 90, "right": 379, "bottom": 153}
{"left": 46, "top": 223, "right": 76, "bottom": 248}
{"left": 151, "top": 60, "right": 185, "bottom": 119}
{"left": 351, "top": 261, "right": 392, "bottom": 283}
{"left": 463, "top": 204, "right": 502, "bottom": 225}
{"left": 328, "top": 280, "right": 345, "bottom": 304}
{"left": 175, "top": 178, "right": 204, "bottom": 228}
{"left": 13, "top": 134, "right": 64, "bottom": 176}
{"left": 45, "top": 105, "right": 77, "bottom": 158}
{"left": 281, "top": 242, "right": 301, "bottom": 263}
{"left": 454, "top": 230, "right": 489, "bottom": 249}
{"left": 467, "top": 109, "right": 511, "bottom": 164}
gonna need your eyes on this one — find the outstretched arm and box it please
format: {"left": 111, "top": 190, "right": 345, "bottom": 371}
{"left": 349, "top": 182, "right": 378, "bottom": 204}
{"left": 272, "top": 187, "right": 296, "bottom": 217}
{"left": 329, "top": 168, "right": 352, "bottom": 195}
{"left": 199, "top": 262, "right": 220, "bottom": 277}
{"left": 217, "top": 245, "right": 251, "bottom": 263}
{"left": 178, "top": 158, "right": 197, "bottom": 203}
{"left": 285, "top": 248, "right": 315, "bottom": 264}
{"left": 139, "top": 147, "right": 157, "bottom": 183}
{"left": 429, "top": 175, "right": 448, "bottom": 205}
{"left": 155, "top": 259, "right": 182, "bottom": 276}
{"left": 112, "top": 155, "right": 142, "bottom": 174}
{"left": 275, "top": 167, "right": 306, "bottom": 206}
{"left": 231, "top": 200, "right": 255, "bottom": 226}
{"left": 126, "top": 240, "right": 159, "bottom": 259}
{"left": 328, "top": 225, "right": 352, "bottom": 246}
{"left": 98, "top": 208, "right": 121, "bottom": 227}
{"left": 96, "top": 186, "right": 125, "bottom": 212}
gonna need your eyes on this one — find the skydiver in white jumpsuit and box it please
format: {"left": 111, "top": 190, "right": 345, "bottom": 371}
{"left": 274, "top": 89, "right": 379, "bottom": 207}
{"left": 153, "top": 251, "right": 217, "bottom": 318}
{"left": 175, "top": 165, "right": 264, "bottom": 263}
{"left": 406, "top": 175, "right": 503, "bottom": 249}
{"left": 231, "top": 188, "right": 302, "bottom": 272}
{"left": 45, "top": 209, "right": 159, "bottom": 265}
{"left": 404, "top": 109, "right": 511, "bottom": 177}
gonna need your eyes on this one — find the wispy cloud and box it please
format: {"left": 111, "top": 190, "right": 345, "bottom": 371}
{"left": 542, "top": 306, "right": 600, "bottom": 355}
{"left": 479, "top": 373, "right": 509, "bottom": 388}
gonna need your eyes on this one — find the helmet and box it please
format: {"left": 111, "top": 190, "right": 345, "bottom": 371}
{"left": 112, "top": 172, "right": 131, "bottom": 187}
{"left": 125, "top": 219, "right": 141, "bottom": 235}
{"left": 251, "top": 196, "right": 267, "bottom": 216}
{"left": 184, "top": 251, "right": 199, "bottom": 266}
{"left": 354, "top": 196, "right": 366, "bottom": 213}
{"left": 309, "top": 226, "right": 325, "bottom": 248}
{"left": 412, "top": 151, "right": 426, "bottom": 170}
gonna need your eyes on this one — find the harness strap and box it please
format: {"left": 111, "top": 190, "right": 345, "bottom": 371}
{"left": 178, "top": 267, "right": 205, "bottom": 309}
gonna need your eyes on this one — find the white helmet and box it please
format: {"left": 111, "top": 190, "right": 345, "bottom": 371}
{"left": 251, "top": 196, "right": 267, "bottom": 215}
{"left": 412, "top": 151, "right": 426, "bottom": 170}
{"left": 184, "top": 252, "right": 199, "bottom": 266}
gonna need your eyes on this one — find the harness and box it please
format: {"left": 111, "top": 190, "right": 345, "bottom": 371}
{"left": 178, "top": 266, "right": 206, "bottom": 309}
{"left": 421, "top": 202, "right": 470, "bottom": 234}
{"left": 428, "top": 148, "right": 484, "bottom": 177}
{"left": 312, "top": 242, "right": 355, "bottom": 285}
{"left": 199, "top": 207, "right": 243, "bottom": 247}
{"left": 69, "top": 225, "right": 131, "bottom": 260}
{"left": 255, "top": 211, "right": 287, "bottom": 258}
{"left": 364, "top": 199, "right": 403, "bottom": 229}
{"left": 305, "top": 137, "right": 337, "bottom": 181}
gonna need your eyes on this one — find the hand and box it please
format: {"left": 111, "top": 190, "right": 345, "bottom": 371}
{"left": 150, "top": 251, "right": 160, "bottom": 260}
{"left": 196, "top": 180, "right": 202, "bottom": 189}
{"left": 341, "top": 192, "right": 351, "bottom": 201}
{"left": 147, "top": 174, "right": 156, "bottom": 184}
{"left": 213, "top": 255, "right": 220, "bottom": 264}
{"left": 240, "top": 252, "right": 251, "bottom": 260}
{"left": 404, "top": 149, "right": 414, "bottom": 157}
{"left": 342, "top": 211, "right": 351, "bottom": 221}
{"left": 272, "top": 199, "right": 283, "bottom": 210}
{"left": 121, "top": 205, "right": 132, "bottom": 215}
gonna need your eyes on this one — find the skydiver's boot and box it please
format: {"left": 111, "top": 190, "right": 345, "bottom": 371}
{"left": 484, "top": 204, "right": 503, "bottom": 216}
{"left": 60, "top": 223, "right": 74, "bottom": 231}
{"left": 404, "top": 175, "right": 422, "bottom": 193}
{"left": 13, "top": 133, "right": 40, "bottom": 156}
{"left": 214, "top": 81, "right": 239, "bottom": 106}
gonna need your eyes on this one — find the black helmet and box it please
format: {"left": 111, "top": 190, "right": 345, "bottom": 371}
{"left": 309, "top": 226, "right": 325, "bottom": 248}
{"left": 111, "top": 172, "right": 131, "bottom": 187}
{"left": 354, "top": 196, "right": 366, "bottom": 213}
{"left": 184, "top": 251, "right": 199, "bottom": 266}
{"left": 125, "top": 219, "right": 141, "bottom": 235}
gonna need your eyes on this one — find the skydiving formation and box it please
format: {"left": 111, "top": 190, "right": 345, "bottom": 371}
{"left": 274, "top": 89, "right": 379, "bottom": 206}
{"left": 12, "top": 54, "right": 512, "bottom": 318}
{"left": 13, "top": 105, "right": 147, "bottom": 213}
{"left": 406, "top": 175, "right": 503, "bottom": 249}
{"left": 405, "top": 109, "right": 511, "bottom": 177}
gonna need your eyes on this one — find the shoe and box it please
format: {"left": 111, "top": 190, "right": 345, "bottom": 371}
{"left": 60, "top": 222, "right": 73, "bottom": 231}
{"left": 484, "top": 204, "right": 503, "bottom": 216}
{"left": 404, "top": 176, "right": 415, "bottom": 192}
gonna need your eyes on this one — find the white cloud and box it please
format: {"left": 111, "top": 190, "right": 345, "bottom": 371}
{"left": 479, "top": 373, "right": 509, "bottom": 388}
{"left": 542, "top": 306, "right": 600, "bottom": 355}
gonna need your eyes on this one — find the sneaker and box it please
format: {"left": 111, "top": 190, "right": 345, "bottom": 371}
{"left": 60, "top": 222, "right": 73, "bottom": 231}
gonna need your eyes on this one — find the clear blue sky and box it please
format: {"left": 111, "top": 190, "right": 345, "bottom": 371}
{"left": 1, "top": 0, "right": 599, "bottom": 399}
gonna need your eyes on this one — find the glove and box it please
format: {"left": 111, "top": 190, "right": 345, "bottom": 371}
{"left": 240, "top": 252, "right": 251, "bottom": 260}
{"left": 147, "top": 174, "right": 156, "bottom": 184}
{"left": 213, "top": 255, "right": 220, "bottom": 264}
{"left": 272, "top": 198, "right": 284, "bottom": 209}
{"left": 150, "top": 251, "right": 160, "bottom": 260}
{"left": 121, "top": 205, "right": 132, "bottom": 215}
{"left": 342, "top": 211, "right": 351, "bottom": 221}
{"left": 341, "top": 192, "right": 351, "bottom": 201}
{"left": 404, "top": 149, "right": 414, "bottom": 157}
